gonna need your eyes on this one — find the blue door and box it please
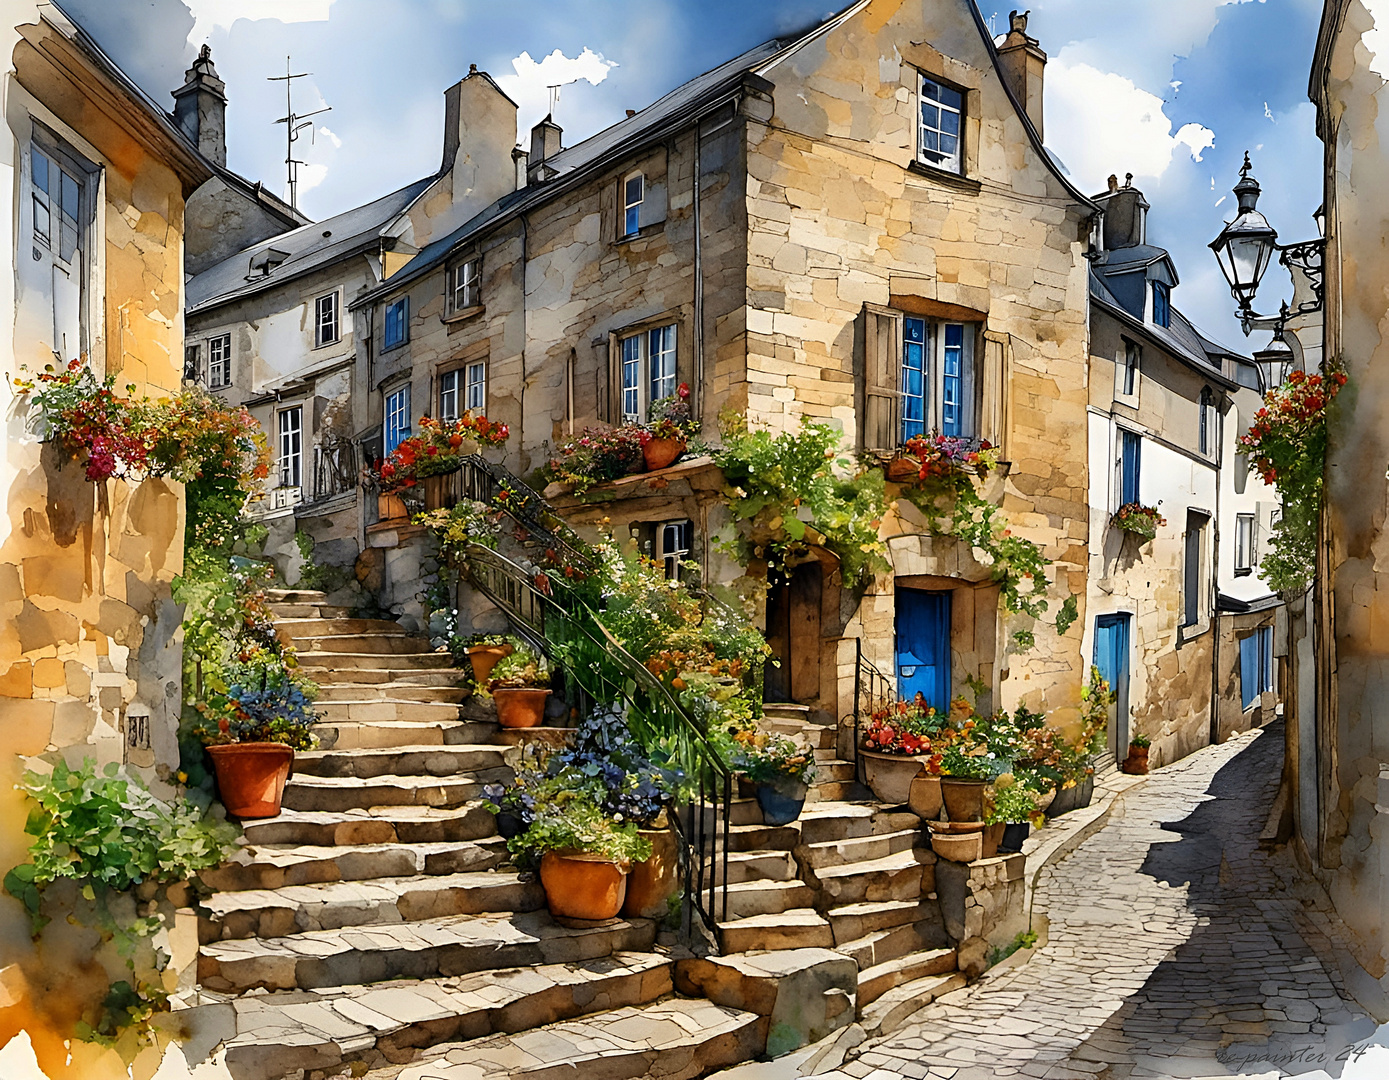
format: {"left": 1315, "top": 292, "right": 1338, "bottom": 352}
{"left": 896, "top": 590, "right": 951, "bottom": 712}
{"left": 1093, "top": 613, "right": 1131, "bottom": 754}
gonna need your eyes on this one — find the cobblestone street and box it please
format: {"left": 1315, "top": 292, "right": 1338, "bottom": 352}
{"left": 834, "top": 722, "right": 1381, "bottom": 1080}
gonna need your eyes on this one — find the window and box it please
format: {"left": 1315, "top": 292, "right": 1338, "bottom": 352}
{"left": 1120, "top": 340, "right": 1140, "bottom": 398}
{"left": 1235, "top": 513, "right": 1256, "bottom": 575}
{"left": 384, "top": 297, "right": 408, "bottom": 349}
{"left": 1152, "top": 280, "right": 1171, "bottom": 328}
{"left": 450, "top": 258, "right": 481, "bottom": 313}
{"left": 278, "top": 406, "right": 303, "bottom": 489}
{"left": 1183, "top": 512, "right": 1207, "bottom": 628}
{"left": 1120, "top": 430, "right": 1141, "bottom": 507}
{"left": 384, "top": 385, "right": 411, "bottom": 453}
{"left": 620, "top": 324, "right": 677, "bottom": 423}
{"left": 32, "top": 141, "right": 88, "bottom": 363}
{"left": 1239, "top": 626, "right": 1274, "bottom": 710}
{"left": 657, "top": 520, "right": 692, "bottom": 580}
{"left": 465, "top": 360, "right": 487, "bottom": 412}
{"left": 32, "top": 146, "right": 80, "bottom": 262}
{"left": 622, "top": 173, "right": 644, "bottom": 239}
{"left": 208, "top": 334, "right": 231, "bottom": 389}
{"left": 439, "top": 370, "right": 459, "bottom": 421}
{"left": 441, "top": 362, "right": 486, "bottom": 419}
{"left": 898, "top": 318, "right": 975, "bottom": 443}
{"left": 315, "top": 291, "right": 340, "bottom": 347}
{"left": 183, "top": 343, "right": 200, "bottom": 383}
{"left": 1199, "top": 386, "right": 1215, "bottom": 456}
{"left": 918, "top": 74, "right": 963, "bottom": 173}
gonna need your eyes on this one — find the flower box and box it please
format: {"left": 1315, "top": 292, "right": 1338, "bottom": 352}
{"left": 1111, "top": 503, "right": 1165, "bottom": 541}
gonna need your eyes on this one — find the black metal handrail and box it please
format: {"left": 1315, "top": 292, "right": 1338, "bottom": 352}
{"left": 452, "top": 456, "right": 595, "bottom": 573}
{"left": 464, "top": 543, "right": 732, "bottom": 940}
{"left": 844, "top": 637, "right": 901, "bottom": 784}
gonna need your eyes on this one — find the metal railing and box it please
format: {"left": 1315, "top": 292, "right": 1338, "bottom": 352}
{"left": 464, "top": 544, "right": 732, "bottom": 940}
{"left": 844, "top": 637, "right": 901, "bottom": 785}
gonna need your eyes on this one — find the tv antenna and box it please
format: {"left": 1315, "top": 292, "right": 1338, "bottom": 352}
{"left": 268, "top": 56, "right": 331, "bottom": 212}
{"left": 547, "top": 84, "right": 561, "bottom": 115}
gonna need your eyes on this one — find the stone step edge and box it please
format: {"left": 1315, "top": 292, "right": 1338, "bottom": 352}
{"left": 857, "top": 971, "right": 968, "bottom": 1036}
{"left": 855, "top": 948, "right": 957, "bottom": 1008}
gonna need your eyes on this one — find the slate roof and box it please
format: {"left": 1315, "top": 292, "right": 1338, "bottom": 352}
{"left": 186, "top": 178, "right": 433, "bottom": 314}
{"left": 1095, "top": 243, "right": 1178, "bottom": 280}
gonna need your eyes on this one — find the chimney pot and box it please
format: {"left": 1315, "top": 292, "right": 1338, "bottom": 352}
{"left": 626, "top": 109, "right": 636, "bottom": 118}
{"left": 528, "top": 115, "right": 563, "bottom": 179}
{"left": 996, "top": 9, "right": 1046, "bottom": 139}
{"left": 171, "top": 44, "right": 227, "bottom": 167}
{"left": 469, "top": 63, "right": 477, "bottom": 74}
{"left": 1108, "top": 174, "right": 1119, "bottom": 193}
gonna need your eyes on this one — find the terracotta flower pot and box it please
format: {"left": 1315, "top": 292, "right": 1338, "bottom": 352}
{"left": 207, "top": 742, "right": 294, "bottom": 819}
{"left": 1121, "top": 745, "right": 1150, "bottom": 775}
{"left": 539, "top": 851, "right": 628, "bottom": 921}
{"left": 885, "top": 456, "right": 921, "bottom": 483}
{"left": 754, "top": 779, "right": 808, "bottom": 826}
{"left": 941, "top": 776, "right": 989, "bottom": 823}
{"left": 927, "top": 821, "right": 984, "bottom": 863}
{"left": 491, "top": 687, "right": 550, "bottom": 728}
{"left": 642, "top": 437, "right": 686, "bottom": 472}
{"left": 623, "top": 826, "right": 681, "bottom": 919}
{"left": 377, "top": 492, "right": 409, "bottom": 522}
{"left": 860, "top": 750, "right": 928, "bottom": 804}
{"left": 981, "top": 822, "right": 1006, "bottom": 859}
{"left": 467, "top": 643, "right": 514, "bottom": 683}
{"left": 908, "top": 773, "right": 943, "bottom": 821}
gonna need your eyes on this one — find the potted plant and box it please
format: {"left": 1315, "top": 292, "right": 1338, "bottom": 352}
{"left": 487, "top": 644, "right": 552, "bottom": 728}
{"left": 987, "top": 776, "right": 1041, "bottom": 855}
{"left": 641, "top": 383, "right": 694, "bottom": 471}
{"left": 480, "top": 781, "right": 533, "bottom": 839}
{"left": 859, "top": 701, "right": 944, "bottom": 804}
{"left": 370, "top": 412, "right": 509, "bottom": 509}
{"left": 721, "top": 724, "right": 817, "bottom": 826}
{"left": 1045, "top": 667, "right": 1112, "bottom": 815}
{"left": 939, "top": 741, "right": 1007, "bottom": 823}
{"left": 544, "top": 425, "right": 647, "bottom": 495}
{"left": 463, "top": 633, "right": 517, "bottom": 683}
{"left": 1122, "top": 732, "right": 1152, "bottom": 775}
{"left": 889, "top": 433, "right": 999, "bottom": 485}
{"left": 194, "top": 644, "right": 320, "bottom": 819}
{"left": 1111, "top": 502, "right": 1166, "bottom": 542}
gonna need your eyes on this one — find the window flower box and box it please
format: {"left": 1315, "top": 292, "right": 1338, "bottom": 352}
{"left": 1111, "top": 502, "right": 1165, "bottom": 541}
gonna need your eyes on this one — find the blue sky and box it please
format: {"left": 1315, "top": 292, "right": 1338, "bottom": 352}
{"left": 59, "top": 0, "right": 1324, "bottom": 350}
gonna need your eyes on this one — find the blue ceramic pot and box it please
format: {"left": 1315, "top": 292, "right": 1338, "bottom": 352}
{"left": 755, "top": 780, "right": 808, "bottom": 826}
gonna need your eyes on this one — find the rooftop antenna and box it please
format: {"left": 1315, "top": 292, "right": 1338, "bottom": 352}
{"left": 547, "top": 83, "right": 561, "bottom": 116}
{"left": 268, "top": 55, "right": 331, "bottom": 212}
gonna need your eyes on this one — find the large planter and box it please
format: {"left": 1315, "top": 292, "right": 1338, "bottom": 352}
{"left": 642, "top": 437, "right": 686, "bottom": 472}
{"left": 941, "top": 776, "right": 990, "bottom": 823}
{"left": 754, "top": 779, "right": 808, "bottom": 826}
{"left": 908, "top": 772, "right": 943, "bottom": 821}
{"left": 860, "top": 750, "right": 928, "bottom": 804}
{"left": 1046, "top": 775, "right": 1095, "bottom": 817}
{"left": 1121, "top": 745, "right": 1150, "bottom": 775}
{"left": 492, "top": 687, "right": 550, "bottom": 728}
{"left": 377, "top": 492, "right": 409, "bottom": 522}
{"left": 467, "top": 643, "right": 514, "bottom": 683}
{"left": 885, "top": 456, "right": 922, "bottom": 483}
{"left": 927, "top": 821, "right": 983, "bottom": 863}
{"left": 1000, "top": 822, "right": 1030, "bottom": 853}
{"left": 981, "top": 822, "right": 1006, "bottom": 859}
{"left": 623, "top": 826, "right": 681, "bottom": 919}
{"left": 421, "top": 468, "right": 461, "bottom": 511}
{"left": 207, "top": 742, "right": 294, "bottom": 819}
{"left": 539, "top": 851, "right": 628, "bottom": 921}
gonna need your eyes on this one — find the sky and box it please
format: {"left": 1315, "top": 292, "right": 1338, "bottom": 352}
{"left": 56, "top": 0, "right": 1326, "bottom": 351}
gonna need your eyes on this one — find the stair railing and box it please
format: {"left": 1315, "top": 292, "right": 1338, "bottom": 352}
{"left": 844, "top": 637, "right": 901, "bottom": 785}
{"left": 451, "top": 455, "right": 595, "bottom": 574}
{"left": 463, "top": 543, "right": 732, "bottom": 942}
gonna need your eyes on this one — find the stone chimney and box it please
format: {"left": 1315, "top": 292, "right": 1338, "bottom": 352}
{"left": 172, "top": 44, "right": 227, "bottom": 167}
{"left": 996, "top": 10, "right": 1046, "bottom": 139}
{"left": 527, "top": 116, "right": 562, "bottom": 183}
{"left": 1095, "top": 173, "right": 1148, "bottom": 250}
{"left": 441, "top": 65, "right": 519, "bottom": 207}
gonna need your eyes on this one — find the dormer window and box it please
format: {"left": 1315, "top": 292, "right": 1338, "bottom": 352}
{"left": 449, "top": 257, "right": 481, "bottom": 313}
{"left": 918, "top": 75, "right": 963, "bottom": 174}
{"left": 622, "top": 173, "right": 644, "bottom": 239}
{"left": 1152, "top": 280, "right": 1171, "bottom": 328}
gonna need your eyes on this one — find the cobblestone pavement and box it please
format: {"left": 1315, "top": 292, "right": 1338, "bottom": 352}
{"left": 835, "top": 721, "right": 1380, "bottom": 1080}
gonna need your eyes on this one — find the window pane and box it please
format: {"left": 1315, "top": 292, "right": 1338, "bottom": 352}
{"left": 60, "top": 170, "right": 78, "bottom": 220}
{"left": 941, "top": 324, "right": 964, "bottom": 436}
{"left": 939, "top": 134, "right": 957, "bottom": 156}
{"left": 466, "top": 362, "right": 486, "bottom": 411}
{"left": 940, "top": 110, "right": 960, "bottom": 136}
{"left": 625, "top": 175, "right": 643, "bottom": 205}
{"left": 938, "top": 84, "right": 963, "bottom": 111}
{"left": 621, "top": 334, "right": 641, "bottom": 421}
{"left": 385, "top": 387, "right": 410, "bottom": 452}
{"left": 625, "top": 206, "right": 640, "bottom": 236}
{"left": 32, "top": 196, "right": 49, "bottom": 247}
{"left": 279, "top": 407, "right": 302, "bottom": 488}
{"left": 649, "top": 325, "right": 676, "bottom": 402}
{"left": 439, "top": 370, "right": 458, "bottom": 420}
{"left": 33, "top": 150, "right": 48, "bottom": 193}
{"left": 922, "top": 103, "right": 939, "bottom": 128}
{"left": 901, "top": 318, "right": 927, "bottom": 443}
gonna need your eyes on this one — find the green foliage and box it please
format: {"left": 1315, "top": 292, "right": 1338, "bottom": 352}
{"left": 1129, "top": 733, "right": 1151, "bottom": 748}
{"left": 984, "top": 778, "right": 1039, "bottom": 825}
{"left": 1054, "top": 594, "right": 1079, "bottom": 637}
{"left": 507, "top": 793, "right": 653, "bottom": 867}
{"left": 710, "top": 723, "right": 817, "bottom": 785}
{"left": 987, "top": 929, "right": 1038, "bottom": 967}
{"left": 939, "top": 742, "right": 1009, "bottom": 781}
{"left": 1012, "top": 629, "right": 1036, "bottom": 651}
{"left": 489, "top": 643, "right": 551, "bottom": 688}
{"left": 714, "top": 412, "right": 889, "bottom": 585}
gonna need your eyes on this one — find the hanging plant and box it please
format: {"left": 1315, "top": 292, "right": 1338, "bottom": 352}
{"left": 1111, "top": 502, "right": 1165, "bottom": 541}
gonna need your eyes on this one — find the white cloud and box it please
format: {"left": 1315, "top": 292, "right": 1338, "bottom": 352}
{"left": 185, "top": 0, "right": 332, "bottom": 43}
{"left": 319, "top": 125, "right": 343, "bottom": 149}
{"left": 497, "top": 47, "right": 618, "bottom": 132}
{"left": 1045, "top": 59, "right": 1216, "bottom": 193}
{"left": 298, "top": 163, "right": 329, "bottom": 195}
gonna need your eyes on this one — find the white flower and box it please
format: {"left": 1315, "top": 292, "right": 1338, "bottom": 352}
{"left": 1016, "top": 574, "right": 1035, "bottom": 595}
{"left": 971, "top": 546, "right": 995, "bottom": 567}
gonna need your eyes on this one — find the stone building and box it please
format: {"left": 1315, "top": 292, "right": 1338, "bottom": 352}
{"left": 1302, "top": 0, "right": 1389, "bottom": 1012}
{"left": 345, "top": 2, "right": 1099, "bottom": 734}
{"left": 1084, "top": 176, "right": 1282, "bottom": 769}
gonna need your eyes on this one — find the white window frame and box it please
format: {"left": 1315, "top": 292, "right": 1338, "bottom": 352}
{"left": 184, "top": 342, "right": 200, "bottom": 383}
{"left": 438, "top": 369, "right": 460, "bottom": 421}
{"left": 450, "top": 258, "right": 481, "bottom": 313}
{"left": 384, "top": 384, "right": 411, "bottom": 453}
{"left": 465, "top": 360, "right": 487, "bottom": 413}
{"left": 657, "top": 519, "right": 693, "bottom": 580}
{"left": 31, "top": 137, "right": 91, "bottom": 363}
{"left": 384, "top": 297, "right": 408, "bottom": 349}
{"left": 1235, "top": 513, "right": 1256, "bottom": 575}
{"left": 917, "top": 73, "right": 963, "bottom": 174}
{"left": 620, "top": 323, "right": 678, "bottom": 423}
{"left": 898, "top": 317, "right": 977, "bottom": 444}
{"left": 314, "top": 291, "right": 341, "bottom": 348}
{"left": 278, "top": 405, "right": 303, "bottom": 490}
{"left": 1117, "top": 339, "right": 1140, "bottom": 400}
{"left": 208, "top": 333, "right": 232, "bottom": 389}
{"left": 1199, "top": 387, "right": 1216, "bottom": 457}
{"left": 621, "top": 172, "right": 644, "bottom": 239}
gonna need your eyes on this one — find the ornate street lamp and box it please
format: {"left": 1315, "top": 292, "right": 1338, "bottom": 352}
{"left": 1251, "top": 336, "right": 1295, "bottom": 393}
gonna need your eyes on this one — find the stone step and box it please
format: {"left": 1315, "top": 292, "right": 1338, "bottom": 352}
{"left": 292, "top": 743, "right": 508, "bottom": 780}
{"left": 312, "top": 699, "right": 466, "bottom": 723}
{"left": 203, "top": 952, "right": 675, "bottom": 1080}
{"left": 722, "top": 879, "right": 816, "bottom": 918}
{"left": 240, "top": 804, "right": 497, "bottom": 848}
{"left": 807, "top": 780, "right": 868, "bottom": 803}
{"left": 807, "top": 761, "right": 855, "bottom": 784}
{"left": 766, "top": 723, "right": 836, "bottom": 750}
{"left": 810, "top": 849, "right": 930, "bottom": 907}
{"left": 723, "top": 849, "right": 797, "bottom": 885}
{"left": 761, "top": 703, "right": 811, "bottom": 720}
{"left": 282, "top": 771, "right": 507, "bottom": 813}
{"left": 197, "top": 909, "right": 657, "bottom": 994}
{"left": 296, "top": 634, "right": 436, "bottom": 655}
{"left": 798, "top": 803, "right": 917, "bottom": 846}
{"left": 376, "top": 995, "right": 762, "bottom": 1080}
{"left": 268, "top": 601, "right": 354, "bottom": 618}
{"left": 834, "top": 918, "right": 951, "bottom": 971}
{"left": 200, "top": 838, "right": 509, "bottom": 892}
{"left": 723, "top": 822, "right": 801, "bottom": 853}
{"left": 309, "top": 668, "right": 468, "bottom": 686}
{"left": 314, "top": 719, "right": 493, "bottom": 752}
{"left": 298, "top": 651, "right": 460, "bottom": 670}
{"left": 199, "top": 870, "right": 544, "bottom": 942}
{"left": 858, "top": 972, "right": 968, "bottom": 1037}
{"left": 717, "top": 909, "right": 833, "bottom": 953}
{"left": 856, "top": 948, "right": 957, "bottom": 1009}
{"left": 828, "top": 900, "right": 932, "bottom": 946}
{"left": 316, "top": 683, "right": 471, "bottom": 703}
{"left": 276, "top": 617, "right": 407, "bottom": 637}
{"left": 267, "top": 589, "right": 330, "bottom": 602}
{"left": 798, "top": 827, "right": 920, "bottom": 870}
